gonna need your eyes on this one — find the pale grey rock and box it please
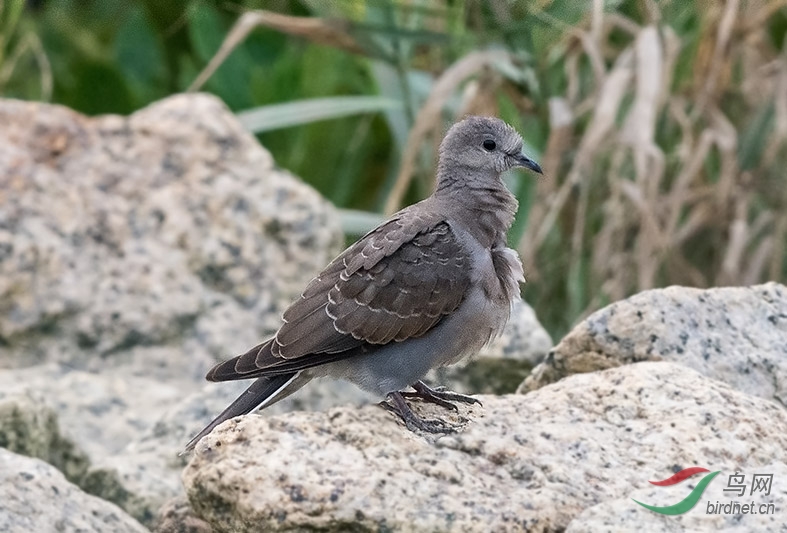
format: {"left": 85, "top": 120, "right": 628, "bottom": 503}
{"left": 0, "top": 366, "right": 374, "bottom": 526}
{"left": 0, "top": 366, "right": 177, "bottom": 523}
{"left": 153, "top": 497, "right": 213, "bottom": 533}
{"left": 36, "top": 372, "right": 370, "bottom": 525}
{"left": 183, "top": 362, "right": 787, "bottom": 532}
{"left": 0, "top": 93, "right": 343, "bottom": 370}
{"left": 0, "top": 360, "right": 374, "bottom": 526}
{"left": 0, "top": 387, "right": 90, "bottom": 484}
{"left": 69, "top": 379, "right": 250, "bottom": 526}
{"left": 84, "top": 377, "right": 374, "bottom": 523}
{"left": 0, "top": 364, "right": 186, "bottom": 459}
{"left": 521, "top": 283, "right": 787, "bottom": 406}
{"left": 0, "top": 448, "right": 148, "bottom": 533}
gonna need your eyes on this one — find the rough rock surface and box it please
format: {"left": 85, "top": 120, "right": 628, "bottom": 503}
{"left": 183, "top": 362, "right": 787, "bottom": 532}
{"left": 0, "top": 447, "right": 148, "bottom": 533}
{"left": 153, "top": 497, "right": 214, "bottom": 533}
{"left": 0, "top": 363, "right": 204, "bottom": 524}
{"left": 0, "top": 344, "right": 374, "bottom": 527}
{"left": 76, "top": 375, "right": 373, "bottom": 525}
{"left": 0, "top": 387, "right": 90, "bottom": 484}
{"left": 521, "top": 283, "right": 787, "bottom": 406}
{"left": 0, "top": 93, "right": 343, "bottom": 371}
{"left": 0, "top": 364, "right": 186, "bottom": 458}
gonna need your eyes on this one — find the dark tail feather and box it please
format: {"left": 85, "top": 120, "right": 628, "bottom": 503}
{"left": 182, "top": 372, "right": 298, "bottom": 453}
{"left": 206, "top": 341, "right": 270, "bottom": 382}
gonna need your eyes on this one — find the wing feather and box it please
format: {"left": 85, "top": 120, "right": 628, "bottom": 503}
{"left": 206, "top": 205, "right": 473, "bottom": 382}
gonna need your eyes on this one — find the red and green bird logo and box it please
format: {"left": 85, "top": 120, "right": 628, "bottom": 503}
{"left": 633, "top": 467, "right": 720, "bottom": 515}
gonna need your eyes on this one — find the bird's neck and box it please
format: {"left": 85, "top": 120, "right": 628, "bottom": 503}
{"left": 434, "top": 170, "right": 518, "bottom": 249}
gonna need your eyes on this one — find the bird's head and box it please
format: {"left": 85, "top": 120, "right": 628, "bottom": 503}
{"left": 437, "top": 116, "right": 542, "bottom": 178}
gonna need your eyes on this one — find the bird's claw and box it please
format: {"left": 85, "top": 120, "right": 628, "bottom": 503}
{"left": 400, "top": 390, "right": 459, "bottom": 411}
{"left": 407, "top": 380, "right": 483, "bottom": 408}
{"left": 380, "top": 392, "right": 460, "bottom": 434}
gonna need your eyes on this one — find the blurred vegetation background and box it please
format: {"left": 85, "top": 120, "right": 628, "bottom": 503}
{"left": 2, "top": 0, "right": 786, "bottom": 340}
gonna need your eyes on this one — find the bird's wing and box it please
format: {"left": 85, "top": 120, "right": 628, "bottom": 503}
{"left": 206, "top": 206, "right": 473, "bottom": 381}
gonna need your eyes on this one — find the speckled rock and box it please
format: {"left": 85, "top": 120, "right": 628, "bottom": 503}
{"left": 0, "top": 93, "right": 343, "bottom": 371}
{"left": 0, "top": 448, "right": 148, "bottom": 533}
{"left": 428, "top": 299, "right": 552, "bottom": 394}
{"left": 0, "top": 366, "right": 375, "bottom": 525}
{"left": 153, "top": 497, "right": 214, "bottom": 533}
{"left": 0, "top": 363, "right": 196, "bottom": 524}
{"left": 0, "top": 364, "right": 187, "bottom": 459}
{"left": 86, "top": 376, "right": 374, "bottom": 522}
{"left": 183, "top": 362, "right": 787, "bottom": 532}
{"left": 0, "top": 388, "right": 90, "bottom": 485}
{"left": 521, "top": 283, "right": 787, "bottom": 406}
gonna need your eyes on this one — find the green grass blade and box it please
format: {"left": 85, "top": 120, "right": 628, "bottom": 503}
{"left": 338, "top": 208, "right": 386, "bottom": 236}
{"left": 237, "top": 96, "right": 402, "bottom": 133}
{"left": 0, "top": 0, "right": 25, "bottom": 52}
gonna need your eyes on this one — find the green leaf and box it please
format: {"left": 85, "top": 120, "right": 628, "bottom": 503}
{"left": 114, "top": 6, "right": 165, "bottom": 103}
{"left": 186, "top": 3, "right": 225, "bottom": 64}
{"left": 237, "top": 96, "right": 402, "bottom": 132}
{"left": 0, "top": 0, "right": 25, "bottom": 49}
{"left": 0, "top": 0, "right": 25, "bottom": 81}
{"left": 738, "top": 101, "right": 775, "bottom": 171}
{"left": 186, "top": 2, "right": 256, "bottom": 109}
{"left": 69, "top": 62, "right": 135, "bottom": 115}
{"left": 767, "top": 7, "right": 787, "bottom": 50}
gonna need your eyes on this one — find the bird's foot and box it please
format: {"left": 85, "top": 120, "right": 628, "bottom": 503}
{"left": 380, "top": 391, "right": 459, "bottom": 434}
{"left": 401, "top": 380, "right": 483, "bottom": 411}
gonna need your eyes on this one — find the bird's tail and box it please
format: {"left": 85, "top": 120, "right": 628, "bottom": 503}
{"left": 183, "top": 372, "right": 300, "bottom": 453}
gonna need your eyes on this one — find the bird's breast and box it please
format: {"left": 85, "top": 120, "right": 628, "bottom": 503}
{"left": 472, "top": 245, "right": 524, "bottom": 306}
{"left": 490, "top": 246, "right": 525, "bottom": 303}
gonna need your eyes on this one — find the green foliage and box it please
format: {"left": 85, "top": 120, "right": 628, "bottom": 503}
{"left": 238, "top": 96, "right": 402, "bottom": 133}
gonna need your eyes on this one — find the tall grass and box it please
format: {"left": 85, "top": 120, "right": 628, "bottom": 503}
{"left": 515, "top": 0, "right": 787, "bottom": 334}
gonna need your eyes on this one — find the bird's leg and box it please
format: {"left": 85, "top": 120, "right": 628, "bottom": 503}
{"left": 401, "top": 380, "right": 483, "bottom": 409}
{"left": 379, "top": 391, "right": 458, "bottom": 433}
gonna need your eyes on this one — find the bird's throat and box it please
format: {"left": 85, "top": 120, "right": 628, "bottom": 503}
{"left": 438, "top": 178, "right": 518, "bottom": 249}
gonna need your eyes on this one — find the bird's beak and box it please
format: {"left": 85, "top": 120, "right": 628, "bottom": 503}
{"left": 513, "top": 153, "right": 543, "bottom": 174}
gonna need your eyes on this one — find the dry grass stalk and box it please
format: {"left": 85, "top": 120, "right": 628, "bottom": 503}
{"left": 0, "top": 32, "right": 52, "bottom": 101}
{"left": 525, "top": 48, "right": 634, "bottom": 255}
{"left": 515, "top": 0, "right": 785, "bottom": 330}
{"left": 189, "top": 10, "right": 364, "bottom": 92}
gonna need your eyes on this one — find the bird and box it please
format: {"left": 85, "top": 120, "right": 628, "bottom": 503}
{"left": 184, "top": 116, "right": 542, "bottom": 452}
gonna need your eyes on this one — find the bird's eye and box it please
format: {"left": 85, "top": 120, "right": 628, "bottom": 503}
{"left": 482, "top": 139, "right": 496, "bottom": 151}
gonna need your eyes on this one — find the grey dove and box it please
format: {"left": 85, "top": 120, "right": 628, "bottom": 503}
{"left": 185, "top": 116, "right": 542, "bottom": 451}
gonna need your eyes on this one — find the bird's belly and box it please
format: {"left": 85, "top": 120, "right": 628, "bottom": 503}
{"left": 319, "top": 286, "right": 514, "bottom": 396}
